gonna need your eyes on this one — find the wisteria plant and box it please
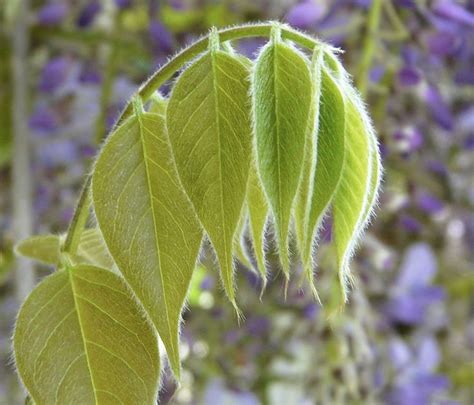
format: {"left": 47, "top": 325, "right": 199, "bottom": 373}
{"left": 13, "top": 22, "right": 381, "bottom": 404}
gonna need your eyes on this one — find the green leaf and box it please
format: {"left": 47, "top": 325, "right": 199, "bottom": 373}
{"left": 14, "top": 229, "right": 114, "bottom": 270}
{"left": 148, "top": 93, "right": 167, "bottom": 118}
{"left": 233, "top": 208, "right": 254, "bottom": 271}
{"left": 92, "top": 107, "right": 202, "bottom": 379}
{"left": 247, "top": 168, "right": 268, "bottom": 287}
{"left": 294, "top": 50, "right": 322, "bottom": 281}
{"left": 302, "top": 67, "right": 346, "bottom": 279}
{"left": 167, "top": 32, "right": 253, "bottom": 310}
{"left": 14, "top": 265, "right": 160, "bottom": 404}
{"left": 332, "top": 84, "right": 378, "bottom": 302}
{"left": 252, "top": 27, "right": 313, "bottom": 276}
{"left": 15, "top": 235, "right": 61, "bottom": 265}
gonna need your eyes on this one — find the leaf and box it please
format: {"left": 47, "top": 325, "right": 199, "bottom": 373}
{"left": 92, "top": 107, "right": 202, "bottom": 379}
{"left": 302, "top": 67, "right": 346, "bottom": 277}
{"left": 332, "top": 84, "right": 378, "bottom": 302}
{"left": 294, "top": 50, "right": 322, "bottom": 275}
{"left": 233, "top": 208, "right": 254, "bottom": 271}
{"left": 15, "top": 235, "right": 61, "bottom": 265}
{"left": 247, "top": 168, "right": 268, "bottom": 286}
{"left": 148, "top": 93, "right": 167, "bottom": 118}
{"left": 167, "top": 33, "right": 253, "bottom": 310}
{"left": 252, "top": 28, "right": 313, "bottom": 276}
{"left": 15, "top": 229, "right": 114, "bottom": 270}
{"left": 14, "top": 265, "right": 160, "bottom": 404}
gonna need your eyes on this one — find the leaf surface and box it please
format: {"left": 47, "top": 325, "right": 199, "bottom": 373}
{"left": 252, "top": 31, "right": 312, "bottom": 275}
{"left": 167, "top": 46, "right": 252, "bottom": 307}
{"left": 302, "top": 67, "right": 346, "bottom": 275}
{"left": 15, "top": 235, "right": 61, "bottom": 265}
{"left": 93, "top": 110, "right": 202, "bottom": 378}
{"left": 14, "top": 265, "right": 160, "bottom": 404}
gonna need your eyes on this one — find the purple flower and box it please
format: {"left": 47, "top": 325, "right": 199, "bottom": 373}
{"left": 79, "top": 64, "right": 102, "bottom": 84}
{"left": 246, "top": 316, "right": 270, "bottom": 336}
{"left": 385, "top": 295, "right": 426, "bottom": 325}
{"left": 416, "top": 336, "right": 440, "bottom": 372}
{"left": 396, "top": 243, "right": 437, "bottom": 289}
{"left": 29, "top": 105, "right": 59, "bottom": 133}
{"left": 199, "top": 276, "right": 215, "bottom": 291}
{"left": 432, "top": 0, "right": 474, "bottom": 28}
{"left": 149, "top": 21, "right": 174, "bottom": 54}
{"left": 425, "top": 160, "right": 447, "bottom": 176}
{"left": 395, "top": 0, "right": 416, "bottom": 8}
{"left": 388, "top": 338, "right": 412, "bottom": 369}
{"left": 37, "top": 2, "right": 68, "bottom": 26}
{"left": 238, "top": 38, "right": 266, "bottom": 60}
{"left": 416, "top": 191, "right": 444, "bottom": 214}
{"left": 286, "top": 0, "right": 326, "bottom": 29}
{"left": 36, "top": 139, "right": 78, "bottom": 167}
{"left": 393, "top": 127, "right": 424, "bottom": 153}
{"left": 115, "top": 0, "right": 132, "bottom": 9}
{"left": 455, "top": 67, "right": 474, "bottom": 86}
{"left": 303, "top": 302, "right": 319, "bottom": 320}
{"left": 398, "top": 66, "right": 421, "bottom": 86}
{"left": 464, "top": 134, "right": 474, "bottom": 150}
{"left": 39, "top": 57, "right": 70, "bottom": 93}
{"left": 370, "top": 65, "right": 386, "bottom": 83}
{"left": 424, "top": 85, "right": 454, "bottom": 131}
{"left": 399, "top": 215, "right": 422, "bottom": 233}
{"left": 426, "top": 30, "right": 461, "bottom": 57}
{"left": 77, "top": 1, "right": 101, "bottom": 28}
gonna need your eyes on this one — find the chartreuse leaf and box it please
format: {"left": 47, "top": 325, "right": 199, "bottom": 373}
{"left": 302, "top": 66, "right": 346, "bottom": 278}
{"left": 294, "top": 49, "right": 322, "bottom": 296}
{"left": 15, "top": 234, "right": 60, "bottom": 265}
{"left": 92, "top": 104, "right": 202, "bottom": 379}
{"left": 252, "top": 25, "right": 312, "bottom": 277}
{"left": 148, "top": 92, "right": 167, "bottom": 118}
{"left": 14, "top": 265, "right": 160, "bottom": 404}
{"left": 332, "top": 79, "right": 379, "bottom": 302}
{"left": 15, "top": 229, "right": 114, "bottom": 269}
{"left": 167, "top": 30, "right": 252, "bottom": 311}
{"left": 233, "top": 208, "right": 254, "bottom": 271}
{"left": 247, "top": 167, "right": 268, "bottom": 287}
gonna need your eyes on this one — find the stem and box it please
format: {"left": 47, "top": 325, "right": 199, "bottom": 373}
{"left": 64, "top": 22, "right": 330, "bottom": 246}
{"left": 356, "top": 0, "right": 383, "bottom": 96}
{"left": 11, "top": 0, "right": 35, "bottom": 302}
{"left": 63, "top": 177, "right": 91, "bottom": 255}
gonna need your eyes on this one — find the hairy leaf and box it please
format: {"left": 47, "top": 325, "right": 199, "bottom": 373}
{"left": 148, "top": 93, "right": 167, "bottom": 118}
{"left": 302, "top": 67, "right": 346, "bottom": 275}
{"left": 14, "top": 265, "right": 160, "bottom": 404}
{"left": 247, "top": 168, "right": 268, "bottom": 285}
{"left": 167, "top": 39, "right": 252, "bottom": 309}
{"left": 93, "top": 109, "right": 202, "bottom": 378}
{"left": 252, "top": 29, "right": 312, "bottom": 275}
{"left": 233, "top": 208, "right": 254, "bottom": 271}
{"left": 294, "top": 50, "right": 322, "bottom": 283}
{"left": 332, "top": 86, "right": 377, "bottom": 301}
{"left": 15, "top": 229, "right": 114, "bottom": 269}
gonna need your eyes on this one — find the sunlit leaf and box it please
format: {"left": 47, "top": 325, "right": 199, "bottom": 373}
{"left": 15, "top": 235, "right": 61, "bottom": 265}
{"left": 167, "top": 32, "right": 252, "bottom": 310}
{"left": 148, "top": 93, "right": 167, "bottom": 118}
{"left": 93, "top": 106, "right": 202, "bottom": 379}
{"left": 14, "top": 265, "right": 160, "bottom": 404}
{"left": 252, "top": 27, "right": 312, "bottom": 276}
{"left": 302, "top": 67, "right": 346, "bottom": 281}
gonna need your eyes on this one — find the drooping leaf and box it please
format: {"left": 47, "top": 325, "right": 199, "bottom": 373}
{"left": 294, "top": 50, "right": 322, "bottom": 288}
{"left": 167, "top": 32, "right": 253, "bottom": 309}
{"left": 92, "top": 107, "right": 202, "bottom": 379}
{"left": 252, "top": 27, "right": 313, "bottom": 276}
{"left": 332, "top": 84, "right": 378, "bottom": 302}
{"left": 15, "top": 229, "right": 114, "bottom": 270}
{"left": 247, "top": 167, "right": 268, "bottom": 286}
{"left": 14, "top": 265, "right": 160, "bottom": 404}
{"left": 233, "top": 208, "right": 254, "bottom": 271}
{"left": 302, "top": 67, "right": 346, "bottom": 277}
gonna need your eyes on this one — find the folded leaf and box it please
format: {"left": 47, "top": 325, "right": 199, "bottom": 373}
{"left": 252, "top": 27, "right": 312, "bottom": 276}
{"left": 75, "top": 228, "right": 115, "bottom": 270}
{"left": 148, "top": 92, "right": 167, "bottom": 118}
{"left": 332, "top": 86, "right": 378, "bottom": 302}
{"left": 93, "top": 108, "right": 202, "bottom": 379}
{"left": 15, "top": 234, "right": 61, "bottom": 265}
{"left": 233, "top": 208, "right": 254, "bottom": 271}
{"left": 167, "top": 36, "right": 253, "bottom": 309}
{"left": 302, "top": 67, "right": 346, "bottom": 277}
{"left": 294, "top": 50, "right": 322, "bottom": 288}
{"left": 247, "top": 168, "right": 268, "bottom": 286}
{"left": 14, "top": 265, "right": 160, "bottom": 404}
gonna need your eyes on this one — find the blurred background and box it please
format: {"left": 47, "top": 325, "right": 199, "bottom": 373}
{"left": 0, "top": 0, "right": 473, "bottom": 404}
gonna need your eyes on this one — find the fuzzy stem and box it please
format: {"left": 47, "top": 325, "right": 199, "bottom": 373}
{"left": 64, "top": 22, "right": 330, "bottom": 247}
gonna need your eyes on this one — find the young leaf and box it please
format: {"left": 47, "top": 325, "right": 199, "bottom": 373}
{"left": 247, "top": 168, "right": 268, "bottom": 286}
{"left": 301, "top": 67, "right": 346, "bottom": 278}
{"left": 14, "top": 265, "right": 160, "bottom": 404}
{"left": 252, "top": 27, "right": 312, "bottom": 276}
{"left": 75, "top": 228, "right": 115, "bottom": 270}
{"left": 92, "top": 107, "right": 202, "bottom": 379}
{"left": 332, "top": 86, "right": 378, "bottom": 302}
{"left": 167, "top": 32, "right": 253, "bottom": 309}
{"left": 294, "top": 50, "right": 322, "bottom": 280}
{"left": 15, "top": 234, "right": 61, "bottom": 265}
{"left": 148, "top": 92, "right": 167, "bottom": 118}
{"left": 233, "top": 209, "right": 255, "bottom": 271}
